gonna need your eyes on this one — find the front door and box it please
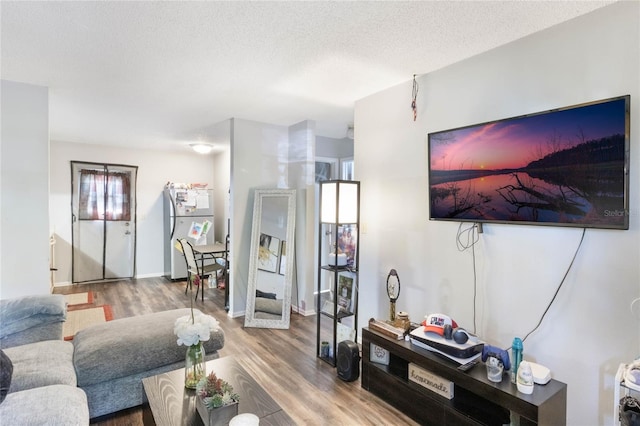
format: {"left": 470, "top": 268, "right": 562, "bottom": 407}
{"left": 71, "top": 161, "right": 137, "bottom": 283}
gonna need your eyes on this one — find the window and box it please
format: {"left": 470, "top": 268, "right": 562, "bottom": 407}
{"left": 78, "top": 169, "right": 131, "bottom": 221}
{"left": 340, "top": 157, "right": 354, "bottom": 180}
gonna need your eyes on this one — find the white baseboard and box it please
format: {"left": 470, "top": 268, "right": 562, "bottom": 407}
{"left": 292, "top": 305, "right": 316, "bottom": 317}
{"left": 53, "top": 272, "right": 166, "bottom": 288}
{"left": 135, "top": 272, "right": 166, "bottom": 279}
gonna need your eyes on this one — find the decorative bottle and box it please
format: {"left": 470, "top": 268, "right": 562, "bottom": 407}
{"left": 511, "top": 337, "right": 523, "bottom": 384}
{"left": 185, "top": 342, "right": 206, "bottom": 389}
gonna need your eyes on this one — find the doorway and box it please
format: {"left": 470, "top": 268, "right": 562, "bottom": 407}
{"left": 71, "top": 161, "right": 138, "bottom": 283}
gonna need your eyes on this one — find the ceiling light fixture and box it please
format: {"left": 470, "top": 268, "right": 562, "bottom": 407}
{"left": 190, "top": 143, "right": 214, "bottom": 154}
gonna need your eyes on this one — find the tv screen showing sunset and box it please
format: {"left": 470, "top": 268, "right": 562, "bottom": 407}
{"left": 428, "top": 96, "right": 629, "bottom": 229}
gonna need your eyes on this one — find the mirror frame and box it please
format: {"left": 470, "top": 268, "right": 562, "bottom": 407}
{"left": 244, "top": 189, "right": 296, "bottom": 329}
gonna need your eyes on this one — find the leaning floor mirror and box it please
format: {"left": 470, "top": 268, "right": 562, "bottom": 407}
{"left": 244, "top": 189, "right": 296, "bottom": 329}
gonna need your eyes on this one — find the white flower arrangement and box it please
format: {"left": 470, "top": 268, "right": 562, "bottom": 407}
{"left": 174, "top": 310, "right": 220, "bottom": 346}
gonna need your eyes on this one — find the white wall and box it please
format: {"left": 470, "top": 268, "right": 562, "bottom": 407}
{"left": 355, "top": 2, "right": 639, "bottom": 425}
{"left": 228, "top": 118, "right": 317, "bottom": 317}
{"left": 316, "top": 135, "right": 353, "bottom": 159}
{"left": 213, "top": 147, "right": 231, "bottom": 243}
{"left": 0, "top": 80, "right": 50, "bottom": 298}
{"left": 198, "top": 118, "right": 232, "bottom": 244}
{"left": 229, "top": 118, "right": 290, "bottom": 316}
{"left": 49, "top": 141, "right": 216, "bottom": 283}
{"left": 289, "top": 120, "right": 316, "bottom": 315}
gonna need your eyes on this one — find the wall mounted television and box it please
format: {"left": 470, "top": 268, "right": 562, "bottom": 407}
{"left": 428, "top": 95, "right": 630, "bottom": 230}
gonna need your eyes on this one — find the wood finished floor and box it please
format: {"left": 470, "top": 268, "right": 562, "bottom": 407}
{"left": 54, "top": 277, "right": 418, "bottom": 426}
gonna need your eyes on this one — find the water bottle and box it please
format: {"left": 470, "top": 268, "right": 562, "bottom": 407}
{"left": 511, "top": 337, "right": 523, "bottom": 384}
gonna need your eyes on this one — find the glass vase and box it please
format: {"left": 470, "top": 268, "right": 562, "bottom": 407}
{"left": 185, "top": 342, "right": 206, "bottom": 389}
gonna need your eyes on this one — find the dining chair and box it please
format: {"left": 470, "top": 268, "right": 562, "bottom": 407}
{"left": 220, "top": 218, "right": 231, "bottom": 312}
{"left": 177, "top": 238, "right": 223, "bottom": 301}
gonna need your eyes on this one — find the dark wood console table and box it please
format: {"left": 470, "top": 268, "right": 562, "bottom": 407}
{"left": 362, "top": 328, "right": 566, "bottom": 426}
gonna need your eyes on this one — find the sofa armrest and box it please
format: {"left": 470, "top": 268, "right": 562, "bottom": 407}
{"left": 0, "top": 295, "right": 66, "bottom": 349}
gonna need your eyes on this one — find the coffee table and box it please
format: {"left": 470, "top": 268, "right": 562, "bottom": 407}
{"left": 142, "top": 356, "right": 293, "bottom": 425}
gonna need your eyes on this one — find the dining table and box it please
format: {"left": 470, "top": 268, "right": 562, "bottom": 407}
{"left": 193, "top": 242, "right": 229, "bottom": 311}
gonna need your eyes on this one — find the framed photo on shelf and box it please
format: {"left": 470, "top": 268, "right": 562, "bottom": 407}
{"left": 278, "top": 241, "right": 287, "bottom": 275}
{"left": 337, "top": 271, "right": 356, "bottom": 314}
{"left": 337, "top": 224, "right": 357, "bottom": 268}
{"left": 321, "top": 300, "right": 335, "bottom": 315}
{"left": 337, "top": 295, "right": 351, "bottom": 313}
{"left": 337, "top": 322, "right": 356, "bottom": 343}
{"left": 258, "top": 233, "right": 280, "bottom": 273}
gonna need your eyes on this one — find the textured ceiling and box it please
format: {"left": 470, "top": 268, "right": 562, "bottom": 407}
{"left": 1, "top": 1, "right": 615, "bottom": 151}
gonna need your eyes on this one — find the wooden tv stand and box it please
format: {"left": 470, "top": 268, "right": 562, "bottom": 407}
{"left": 361, "top": 328, "right": 566, "bottom": 426}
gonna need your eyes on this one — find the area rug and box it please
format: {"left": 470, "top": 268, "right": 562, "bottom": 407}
{"left": 64, "top": 291, "right": 94, "bottom": 306}
{"left": 63, "top": 305, "right": 114, "bottom": 341}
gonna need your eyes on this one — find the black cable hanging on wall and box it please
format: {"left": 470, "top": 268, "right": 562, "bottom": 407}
{"left": 411, "top": 74, "right": 419, "bottom": 121}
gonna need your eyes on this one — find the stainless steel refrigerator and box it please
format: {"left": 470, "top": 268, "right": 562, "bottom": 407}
{"left": 164, "top": 186, "right": 215, "bottom": 280}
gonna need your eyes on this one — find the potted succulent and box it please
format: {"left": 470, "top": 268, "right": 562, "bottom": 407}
{"left": 195, "top": 371, "right": 240, "bottom": 426}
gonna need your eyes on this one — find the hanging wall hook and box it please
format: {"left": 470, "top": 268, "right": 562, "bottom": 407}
{"left": 411, "top": 74, "right": 419, "bottom": 121}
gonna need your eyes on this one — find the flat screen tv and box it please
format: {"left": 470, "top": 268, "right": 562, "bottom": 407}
{"left": 428, "top": 95, "right": 630, "bottom": 230}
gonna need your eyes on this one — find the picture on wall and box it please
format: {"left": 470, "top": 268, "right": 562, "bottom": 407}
{"left": 258, "top": 233, "right": 280, "bottom": 273}
{"left": 337, "top": 272, "right": 356, "bottom": 314}
{"left": 278, "top": 241, "right": 287, "bottom": 275}
{"left": 428, "top": 95, "right": 630, "bottom": 229}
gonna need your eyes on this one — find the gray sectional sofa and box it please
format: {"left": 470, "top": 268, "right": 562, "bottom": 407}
{"left": 0, "top": 294, "right": 225, "bottom": 424}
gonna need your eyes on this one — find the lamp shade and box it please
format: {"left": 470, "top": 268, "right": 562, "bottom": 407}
{"left": 320, "top": 180, "right": 359, "bottom": 224}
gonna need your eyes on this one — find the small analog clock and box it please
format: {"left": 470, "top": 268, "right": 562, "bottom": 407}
{"left": 386, "top": 269, "right": 400, "bottom": 301}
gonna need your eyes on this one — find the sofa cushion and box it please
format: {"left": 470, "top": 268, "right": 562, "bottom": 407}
{"left": 4, "top": 340, "right": 76, "bottom": 392}
{"left": 0, "top": 384, "right": 89, "bottom": 425}
{"left": 256, "top": 289, "right": 277, "bottom": 299}
{"left": 254, "top": 297, "right": 283, "bottom": 315}
{"left": 0, "top": 295, "right": 66, "bottom": 339}
{"left": 73, "top": 308, "right": 224, "bottom": 387}
{"left": 81, "top": 353, "right": 220, "bottom": 418}
{"left": 0, "top": 350, "right": 12, "bottom": 404}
